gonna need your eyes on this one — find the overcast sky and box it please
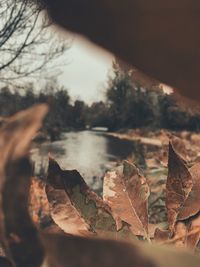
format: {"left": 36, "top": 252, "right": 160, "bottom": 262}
{"left": 0, "top": 5, "right": 114, "bottom": 104}
{"left": 58, "top": 35, "right": 114, "bottom": 104}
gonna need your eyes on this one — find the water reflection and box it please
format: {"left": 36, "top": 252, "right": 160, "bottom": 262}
{"left": 31, "top": 131, "right": 135, "bottom": 188}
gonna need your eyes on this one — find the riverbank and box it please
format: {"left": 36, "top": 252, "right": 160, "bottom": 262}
{"left": 107, "top": 130, "right": 165, "bottom": 147}
{"left": 32, "top": 128, "right": 200, "bottom": 177}
{"left": 106, "top": 128, "right": 200, "bottom": 168}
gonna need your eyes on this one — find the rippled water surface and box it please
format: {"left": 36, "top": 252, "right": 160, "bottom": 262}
{"left": 31, "top": 131, "right": 135, "bottom": 189}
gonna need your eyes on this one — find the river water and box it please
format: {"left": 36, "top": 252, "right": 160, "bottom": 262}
{"left": 31, "top": 131, "right": 135, "bottom": 190}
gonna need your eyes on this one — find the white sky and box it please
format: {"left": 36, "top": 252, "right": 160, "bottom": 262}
{"left": 0, "top": 6, "right": 114, "bottom": 104}
{"left": 58, "top": 35, "right": 114, "bottom": 104}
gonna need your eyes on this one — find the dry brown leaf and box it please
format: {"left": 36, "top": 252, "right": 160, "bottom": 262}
{"left": 46, "top": 183, "right": 92, "bottom": 236}
{"left": 148, "top": 223, "right": 168, "bottom": 239}
{"left": 29, "top": 178, "right": 50, "bottom": 226}
{"left": 186, "top": 215, "right": 200, "bottom": 249}
{"left": 154, "top": 228, "right": 170, "bottom": 243}
{"left": 155, "top": 216, "right": 200, "bottom": 249}
{"left": 178, "top": 163, "right": 200, "bottom": 220}
{"left": 123, "top": 161, "right": 150, "bottom": 236}
{"left": 0, "top": 104, "right": 48, "bottom": 164}
{"left": 103, "top": 161, "right": 149, "bottom": 237}
{"left": 103, "top": 170, "right": 141, "bottom": 235}
{"left": 3, "top": 158, "right": 44, "bottom": 267}
{"left": 46, "top": 158, "right": 131, "bottom": 238}
{"left": 171, "top": 222, "right": 188, "bottom": 248}
{"left": 171, "top": 136, "right": 188, "bottom": 162}
{"left": 0, "top": 105, "right": 48, "bottom": 267}
{"left": 154, "top": 222, "right": 187, "bottom": 248}
{"left": 166, "top": 142, "right": 193, "bottom": 233}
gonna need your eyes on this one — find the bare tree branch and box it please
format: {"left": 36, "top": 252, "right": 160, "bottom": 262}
{"left": 0, "top": 0, "right": 68, "bottom": 85}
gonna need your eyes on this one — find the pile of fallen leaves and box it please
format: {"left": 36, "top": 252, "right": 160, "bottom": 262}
{"left": 44, "top": 142, "right": 200, "bottom": 250}
{"left": 0, "top": 105, "right": 200, "bottom": 267}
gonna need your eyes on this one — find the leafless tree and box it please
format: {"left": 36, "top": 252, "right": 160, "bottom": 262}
{"left": 0, "top": 0, "right": 68, "bottom": 86}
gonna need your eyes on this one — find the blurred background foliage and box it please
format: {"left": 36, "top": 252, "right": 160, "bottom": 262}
{"left": 0, "top": 61, "right": 199, "bottom": 135}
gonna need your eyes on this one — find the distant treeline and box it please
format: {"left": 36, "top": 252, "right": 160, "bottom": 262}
{"left": 0, "top": 63, "right": 200, "bottom": 135}
{"left": 0, "top": 84, "right": 87, "bottom": 137}
{"left": 91, "top": 63, "right": 200, "bottom": 132}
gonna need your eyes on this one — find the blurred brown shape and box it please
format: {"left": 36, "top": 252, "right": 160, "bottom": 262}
{"left": 42, "top": 233, "right": 154, "bottom": 267}
{"left": 42, "top": 0, "right": 200, "bottom": 102}
{"left": 0, "top": 105, "right": 48, "bottom": 267}
{"left": 0, "top": 257, "right": 13, "bottom": 267}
